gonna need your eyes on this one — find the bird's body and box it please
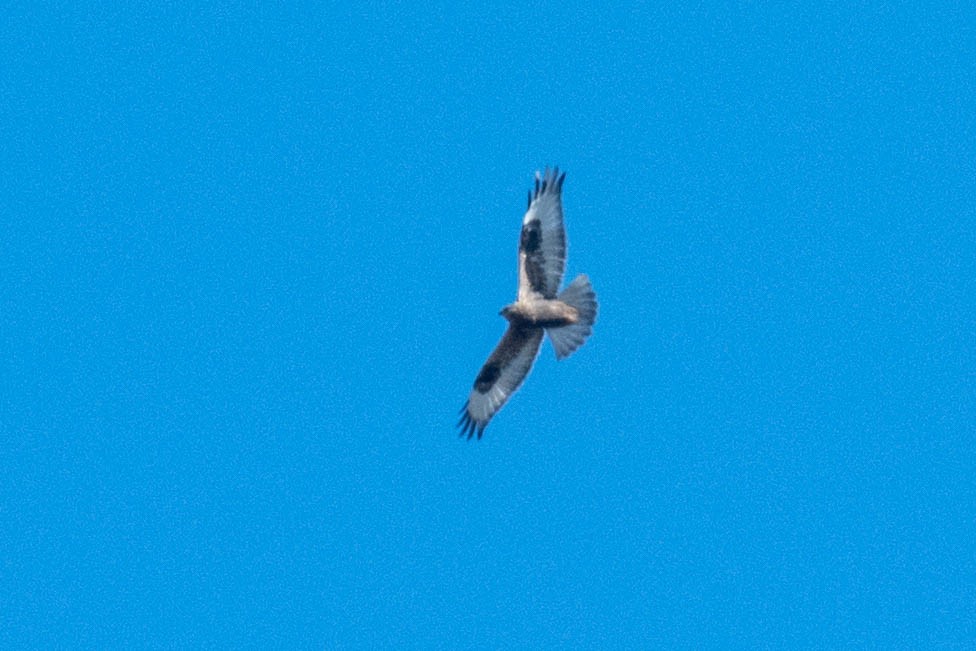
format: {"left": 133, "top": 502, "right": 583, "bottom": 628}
{"left": 458, "top": 168, "right": 598, "bottom": 439}
{"left": 501, "top": 298, "right": 579, "bottom": 329}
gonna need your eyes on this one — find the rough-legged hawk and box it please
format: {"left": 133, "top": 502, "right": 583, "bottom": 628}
{"left": 458, "top": 168, "right": 598, "bottom": 439}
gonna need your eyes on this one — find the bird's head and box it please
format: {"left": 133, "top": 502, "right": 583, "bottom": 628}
{"left": 499, "top": 304, "right": 514, "bottom": 320}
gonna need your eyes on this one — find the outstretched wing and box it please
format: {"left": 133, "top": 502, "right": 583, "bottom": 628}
{"left": 518, "top": 167, "right": 567, "bottom": 300}
{"left": 458, "top": 326, "right": 544, "bottom": 439}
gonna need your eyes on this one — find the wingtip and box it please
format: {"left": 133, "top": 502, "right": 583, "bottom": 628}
{"left": 457, "top": 405, "right": 487, "bottom": 441}
{"left": 529, "top": 166, "right": 567, "bottom": 203}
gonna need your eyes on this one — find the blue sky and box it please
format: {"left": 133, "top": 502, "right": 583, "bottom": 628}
{"left": 3, "top": 2, "right": 974, "bottom": 647}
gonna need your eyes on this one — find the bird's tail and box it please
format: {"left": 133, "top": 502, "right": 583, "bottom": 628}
{"left": 547, "top": 274, "right": 598, "bottom": 360}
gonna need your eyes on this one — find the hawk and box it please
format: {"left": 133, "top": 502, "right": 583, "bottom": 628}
{"left": 458, "top": 167, "right": 598, "bottom": 439}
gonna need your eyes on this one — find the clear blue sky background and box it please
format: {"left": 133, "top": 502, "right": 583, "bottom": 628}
{"left": 3, "top": 3, "right": 974, "bottom": 648}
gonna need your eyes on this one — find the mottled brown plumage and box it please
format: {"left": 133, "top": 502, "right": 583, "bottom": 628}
{"left": 458, "top": 168, "right": 598, "bottom": 440}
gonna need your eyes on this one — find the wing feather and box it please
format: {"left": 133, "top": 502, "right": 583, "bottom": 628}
{"left": 458, "top": 326, "right": 544, "bottom": 439}
{"left": 517, "top": 167, "right": 567, "bottom": 300}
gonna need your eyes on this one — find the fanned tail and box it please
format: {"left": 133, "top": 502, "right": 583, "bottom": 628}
{"left": 547, "top": 274, "right": 597, "bottom": 360}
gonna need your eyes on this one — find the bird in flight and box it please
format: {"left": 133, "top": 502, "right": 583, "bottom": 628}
{"left": 458, "top": 167, "right": 598, "bottom": 439}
